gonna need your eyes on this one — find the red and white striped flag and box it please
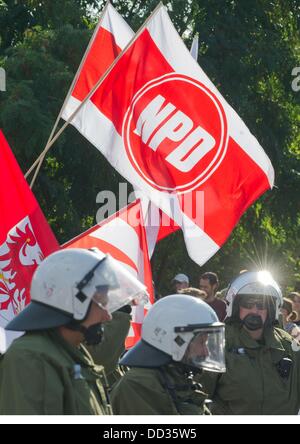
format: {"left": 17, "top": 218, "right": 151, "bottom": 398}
{"left": 62, "top": 3, "right": 134, "bottom": 121}
{"left": 63, "top": 200, "right": 154, "bottom": 348}
{"left": 64, "top": 4, "right": 274, "bottom": 265}
{"left": 61, "top": 2, "right": 179, "bottom": 258}
{"left": 0, "top": 131, "right": 59, "bottom": 350}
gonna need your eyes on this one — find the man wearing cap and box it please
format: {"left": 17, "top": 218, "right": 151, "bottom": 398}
{"left": 172, "top": 274, "right": 190, "bottom": 293}
{"left": 0, "top": 248, "right": 147, "bottom": 415}
{"left": 199, "top": 271, "right": 300, "bottom": 415}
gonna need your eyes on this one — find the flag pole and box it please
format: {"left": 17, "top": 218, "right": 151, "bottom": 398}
{"left": 27, "top": 2, "right": 165, "bottom": 188}
{"left": 190, "top": 33, "right": 199, "bottom": 62}
{"left": 26, "top": 0, "right": 112, "bottom": 185}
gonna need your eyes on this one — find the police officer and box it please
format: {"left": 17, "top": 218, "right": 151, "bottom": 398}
{"left": 0, "top": 248, "right": 147, "bottom": 415}
{"left": 87, "top": 304, "right": 132, "bottom": 388}
{"left": 110, "top": 294, "right": 226, "bottom": 415}
{"left": 200, "top": 270, "right": 300, "bottom": 415}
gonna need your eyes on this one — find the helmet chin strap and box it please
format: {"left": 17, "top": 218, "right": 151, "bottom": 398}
{"left": 65, "top": 319, "right": 104, "bottom": 346}
{"left": 177, "top": 362, "right": 203, "bottom": 376}
{"left": 78, "top": 323, "right": 104, "bottom": 346}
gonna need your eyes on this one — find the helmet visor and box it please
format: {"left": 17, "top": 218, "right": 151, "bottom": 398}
{"left": 181, "top": 326, "right": 226, "bottom": 373}
{"left": 93, "top": 255, "right": 149, "bottom": 314}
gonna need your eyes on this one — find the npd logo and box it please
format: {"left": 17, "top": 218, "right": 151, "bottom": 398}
{"left": 123, "top": 73, "right": 228, "bottom": 194}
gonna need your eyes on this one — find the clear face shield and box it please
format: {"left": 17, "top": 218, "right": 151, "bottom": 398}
{"left": 88, "top": 255, "right": 149, "bottom": 314}
{"left": 180, "top": 324, "right": 226, "bottom": 373}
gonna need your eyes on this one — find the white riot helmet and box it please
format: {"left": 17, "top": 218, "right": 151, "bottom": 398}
{"left": 121, "top": 294, "right": 226, "bottom": 373}
{"left": 226, "top": 270, "right": 283, "bottom": 322}
{"left": 6, "top": 248, "right": 148, "bottom": 332}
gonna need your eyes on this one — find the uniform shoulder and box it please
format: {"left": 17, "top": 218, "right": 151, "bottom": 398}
{"left": 6, "top": 332, "right": 52, "bottom": 354}
{"left": 274, "top": 327, "right": 293, "bottom": 344}
{"left": 120, "top": 367, "right": 161, "bottom": 384}
{"left": 111, "top": 367, "right": 175, "bottom": 415}
{"left": 114, "top": 367, "right": 165, "bottom": 393}
{"left": 4, "top": 331, "right": 70, "bottom": 366}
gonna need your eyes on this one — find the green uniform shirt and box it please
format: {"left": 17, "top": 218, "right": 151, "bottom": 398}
{"left": 110, "top": 365, "right": 207, "bottom": 415}
{"left": 87, "top": 311, "right": 131, "bottom": 388}
{"left": 0, "top": 330, "right": 111, "bottom": 415}
{"left": 200, "top": 323, "right": 300, "bottom": 415}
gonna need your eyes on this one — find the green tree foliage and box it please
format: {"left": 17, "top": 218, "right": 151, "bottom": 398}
{"left": 151, "top": 0, "right": 300, "bottom": 294}
{"left": 0, "top": 0, "right": 299, "bottom": 294}
{"left": 0, "top": 0, "right": 100, "bottom": 53}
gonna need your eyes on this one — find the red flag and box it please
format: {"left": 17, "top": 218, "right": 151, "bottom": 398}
{"left": 61, "top": 3, "right": 178, "bottom": 257}
{"left": 62, "top": 3, "right": 134, "bottom": 124}
{"left": 0, "top": 131, "right": 59, "bottom": 328}
{"left": 63, "top": 200, "right": 154, "bottom": 348}
{"left": 66, "top": 5, "right": 274, "bottom": 265}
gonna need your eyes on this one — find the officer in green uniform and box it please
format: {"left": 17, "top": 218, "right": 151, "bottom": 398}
{"left": 200, "top": 270, "right": 300, "bottom": 415}
{"left": 110, "top": 294, "right": 226, "bottom": 415}
{"left": 0, "top": 248, "right": 148, "bottom": 415}
{"left": 87, "top": 305, "right": 132, "bottom": 388}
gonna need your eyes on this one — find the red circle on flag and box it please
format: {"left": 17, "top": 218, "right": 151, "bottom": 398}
{"left": 123, "top": 73, "right": 228, "bottom": 194}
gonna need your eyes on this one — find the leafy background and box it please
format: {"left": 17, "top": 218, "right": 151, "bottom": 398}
{"left": 0, "top": 0, "right": 299, "bottom": 295}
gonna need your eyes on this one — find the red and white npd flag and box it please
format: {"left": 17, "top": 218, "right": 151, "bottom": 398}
{"left": 61, "top": 3, "right": 179, "bottom": 257}
{"left": 63, "top": 200, "right": 154, "bottom": 348}
{"left": 0, "top": 131, "right": 59, "bottom": 329}
{"left": 62, "top": 2, "right": 134, "bottom": 124}
{"left": 66, "top": 5, "right": 274, "bottom": 265}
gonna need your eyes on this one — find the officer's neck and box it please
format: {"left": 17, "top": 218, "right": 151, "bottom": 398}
{"left": 244, "top": 326, "right": 264, "bottom": 341}
{"left": 57, "top": 326, "right": 83, "bottom": 348}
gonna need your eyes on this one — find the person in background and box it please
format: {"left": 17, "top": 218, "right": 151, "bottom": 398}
{"left": 199, "top": 272, "right": 227, "bottom": 321}
{"left": 172, "top": 273, "right": 190, "bottom": 293}
{"left": 153, "top": 280, "right": 163, "bottom": 301}
{"left": 279, "top": 298, "right": 300, "bottom": 345}
{"left": 178, "top": 287, "right": 208, "bottom": 301}
{"left": 215, "top": 288, "right": 228, "bottom": 301}
{"left": 289, "top": 292, "right": 300, "bottom": 325}
{"left": 110, "top": 294, "right": 226, "bottom": 415}
{"left": 200, "top": 270, "right": 300, "bottom": 415}
{"left": 0, "top": 248, "right": 147, "bottom": 415}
